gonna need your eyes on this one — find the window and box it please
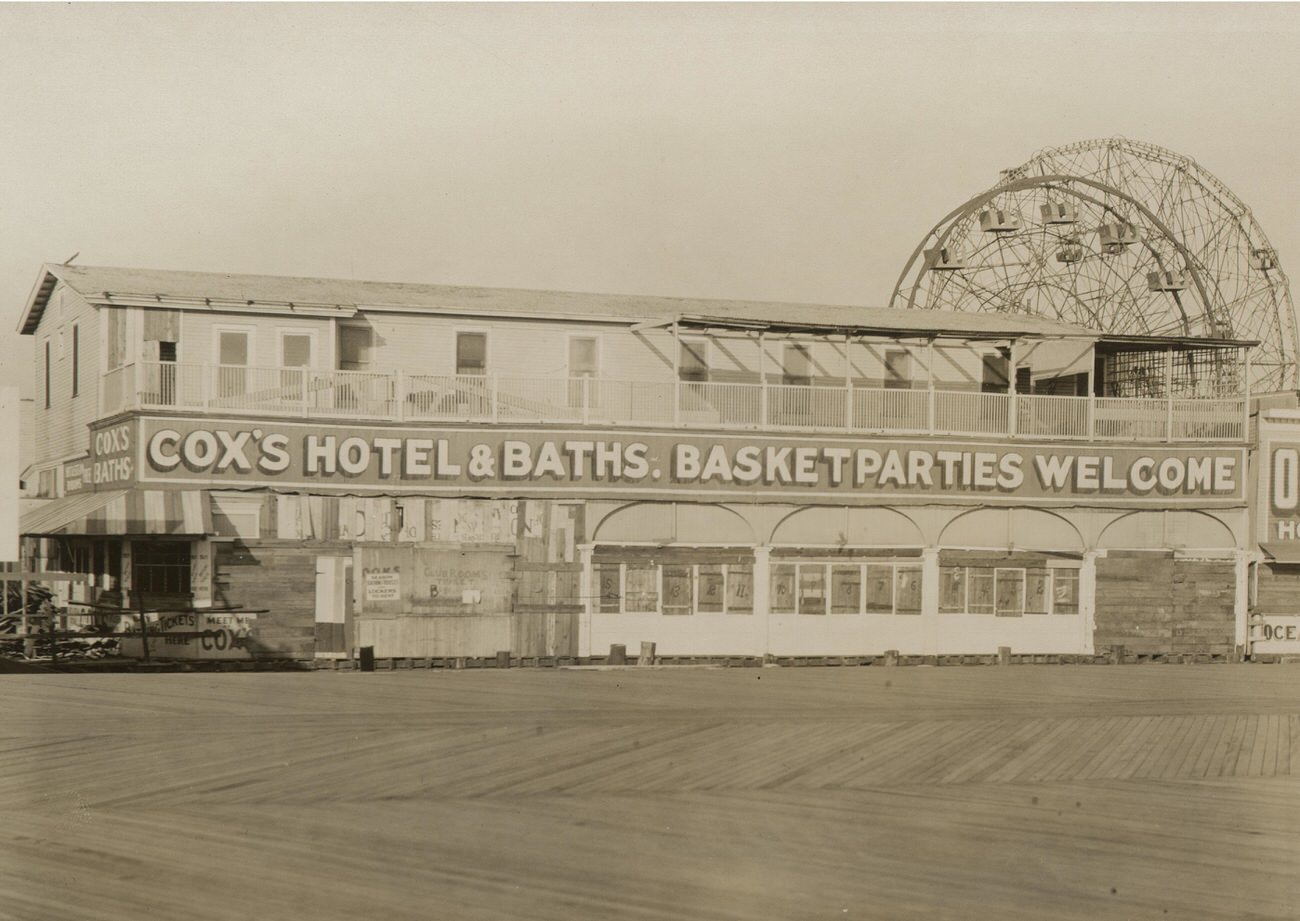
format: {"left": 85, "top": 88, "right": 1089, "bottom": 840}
{"left": 281, "top": 332, "right": 313, "bottom": 367}
{"left": 71, "top": 324, "right": 80, "bottom": 397}
{"left": 569, "top": 337, "right": 598, "bottom": 377}
{"left": 1026, "top": 570, "right": 1049, "bottom": 615}
{"left": 216, "top": 329, "right": 250, "bottom": 399}
{"left": 219, "top": 330, "right": 249, "bottom": 366}
{"left": 43, "top": 339, "right": 51, "bottom": 408}
{"left": 456, "top": 332, "right": 487, "bottom": 375}
{"left": 679, "top": 338, "right": 709, "bottom": 382}
{"left": 773, "top": 560, "right": 919, "bottom": 615}
{"left": 783, "top": 344, "right": 812, "bottom": 386}
{"left": 339, "top": 326, "right": 373, "bottom": 371}
{"left": 884, "top": 349, "right": 911, "bottom": 390}
{"left": 982, "top": 351, "right": 1010, "bottom": 393}
{"left": 969, "top": 569, "right": 995, "bottom": 614}
{"left": 132, "top": 541, "right": 192, "bottom": 594}
{"left": 661, "top": 565, "right": 693, "bottom": 615}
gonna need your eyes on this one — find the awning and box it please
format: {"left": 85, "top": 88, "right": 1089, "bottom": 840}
{"left": 20, "top": 489, "right": 212, "bottom": 537}
{"left": 1260, "top": 543, "right": 1300, "bottom": 564}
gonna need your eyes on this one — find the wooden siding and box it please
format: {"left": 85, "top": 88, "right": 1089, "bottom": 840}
{"left": 1096, "top": 552, "right": 1236, "bottom": 655}
{"left": 1255, "top": 562, "right": 1300, "bottom": 614}
{"left": 32, "top": 281, "right": 100, "bottom": 469}
{"left": 212, "top": 540, "right": 318, "bottom": 659}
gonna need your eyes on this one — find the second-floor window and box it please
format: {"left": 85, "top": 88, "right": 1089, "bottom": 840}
{"left": 569, "top": 337, "right": 598, "bottom": 378}
{"left": 456, "top": 332, "right": 487, "bottom": 376}
{"left": 679, "top": 338, "right": 709, "bottom": 383}
{"left": 885, "top": 349, "right": 911, "bottom": 390}
{"left": 338, "top": 326, "right": 372, "bottom": 371}
{"left": 783, "top": 344, "right": 812, "bottom": 386}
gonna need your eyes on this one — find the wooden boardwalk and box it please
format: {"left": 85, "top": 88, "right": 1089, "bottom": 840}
{"left": 2, "top": 665, "right": 1298, "bottom": 920}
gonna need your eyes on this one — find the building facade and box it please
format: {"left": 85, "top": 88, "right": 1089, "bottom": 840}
{"left": 17, "top": 263, "right": 1286, "bottom": 663}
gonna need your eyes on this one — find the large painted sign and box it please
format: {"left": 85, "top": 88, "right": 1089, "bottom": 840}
{"left": 1262, "top": 441, "right": 1300, "bottom": 542}
{"left": 100, "top": 415, "right": 1249, "bottom": 507}
{"left": 1251, "top": 616, "right": 1300, "bottom": 655}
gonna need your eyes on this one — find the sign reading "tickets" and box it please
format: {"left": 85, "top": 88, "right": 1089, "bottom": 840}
{"left": 126, "top": 416, "right": 1247, "bottom": 506}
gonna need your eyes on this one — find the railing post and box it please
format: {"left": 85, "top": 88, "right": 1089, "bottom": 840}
{"left": 581, "top": 377, "right": 590, "bottom": 425}
{"left": 301, "top": 369, "right": 310, "bottom": 416}
{"left": 1008, "top": 392, "right": 1017, "bottom": 438}
{"left": 1087, "top": 396, "right": 1096, "bottom": 439}
{"left": 133, "top": 361, "right": 143, "bottom": 410}
{"left": 928, "top": 386, "right": 936, "bottom": 435}
{"left": 673, "top": 380, "right": 681, "bottom": 426}
{"left": 844, "top": 382, "right": 853, "bottom": 430}
{"left": 394, "top": 369, "right": 405, "bottom": 422}
{"left": 1166, "top": 394, "right": 1174, "bottom": 443}
{"left": 490, "top": 374, "right": 499, "bottom": 424}
{"left": 759, "top": 378, "right": 768, "bottom": 427}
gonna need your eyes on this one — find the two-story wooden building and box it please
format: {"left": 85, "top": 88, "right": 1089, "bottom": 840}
{"left": 16, "top": 263, "right": 1264, "bottom": 662}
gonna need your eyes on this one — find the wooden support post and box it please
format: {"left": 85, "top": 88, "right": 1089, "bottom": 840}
{"left": 1007, "top": 339, "right": 1018, "bottom": 438}
{"left": 927, "top": 339, "right": 936, "bottom": 433}
{"left": 843, "top": 333, "right": 853, "bottom": 430}
{"left": 758, "top": 331, "right": 768, "bottom": 426}
{"left": 1165, "top": 348, "right": 1175, "bottom": 442}
{"left": 1242, "top": 347, "right": 1252, "bottom": 440}
{"left": 672, "top": 321, "right": 681, "bottom": 426}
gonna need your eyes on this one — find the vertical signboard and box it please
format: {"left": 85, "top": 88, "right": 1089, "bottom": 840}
{"left": 0, "top": 388, "right": 17, "bottom": 562}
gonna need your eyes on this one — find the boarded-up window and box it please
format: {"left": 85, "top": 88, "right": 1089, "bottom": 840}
{"left": 625, "top": 565, "right": 658, "bottom": 613}
{"left": 895, "top": 566, "right": 922, "bottom": 615}
{"left": 662, "top": 565, "right": 692, "bottom": 615}
{"left": 697, "top": 564, "right": 724, "bottom": 613}
{"left": 995, "top": 568, "right": 1025, "bottom": 617}
{"left": 1052, "top": 569, "right": 1080, "bottom": 615}
{"left": 830, "top": 565, "right": 861, "bottom": 614}
{"left": 798, "top": 566, "right": 826, "bottom": 615}
{"left": 939, "top": 566, "right": 966, "bottom": 613}
{"left": 969, "top": 569, "right": 995, "bottom": 614}
{"left": 726, "top": 565, "right": 753, "bottom": 614}
{"left": 864, "top": 564, "right": 894, "bottom": 614}
{"left": 770, "top": 564, "right": 796, "bottom": 614}
{"left": 596, "top": 563, "right": 621, "bottom": 613}
{"left": 1025, "top": 570, "right": 1049, "bottom": 614}
{"left": 456, "top": 332, "right": 487, "bottom": 375}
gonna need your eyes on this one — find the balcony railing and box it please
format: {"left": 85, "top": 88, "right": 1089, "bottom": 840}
{"left": 101, "top": 361, "right": 1249, "bottom": 442}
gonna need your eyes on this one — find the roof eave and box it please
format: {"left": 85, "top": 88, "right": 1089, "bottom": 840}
{"left": 16, "top": 265, "right": 61, "bottom": 335}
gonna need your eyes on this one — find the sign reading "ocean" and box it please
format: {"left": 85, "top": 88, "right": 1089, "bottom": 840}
{"left": 122, "top": 417, "right": 1246, "bottom": 505}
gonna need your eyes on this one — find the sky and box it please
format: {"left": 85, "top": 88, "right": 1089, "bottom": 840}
{"left": 2, "top": 2, "right": 1299, "bottom": 398}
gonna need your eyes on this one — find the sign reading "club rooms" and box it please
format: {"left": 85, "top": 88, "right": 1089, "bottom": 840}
{"left": 123, "top": 417, "right": 1246, "bottom": 506}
